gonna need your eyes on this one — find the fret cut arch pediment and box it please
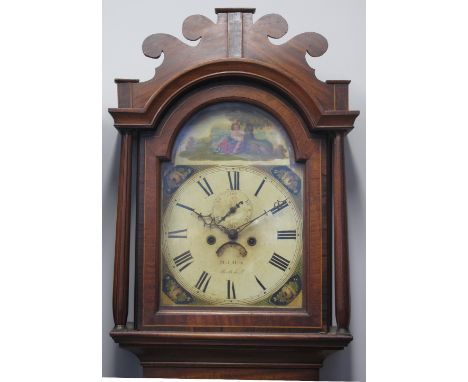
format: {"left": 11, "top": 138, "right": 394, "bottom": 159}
{"left": 109, "top": 9, "right": 359, "bottom": 134}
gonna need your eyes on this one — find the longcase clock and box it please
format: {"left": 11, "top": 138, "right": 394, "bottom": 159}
{"left": 108, "top": 8, "right": 359, "bottom": 380}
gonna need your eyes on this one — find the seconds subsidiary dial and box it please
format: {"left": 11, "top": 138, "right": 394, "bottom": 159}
{"left": 162, "top": 166, "right": 303, "bottom": 306}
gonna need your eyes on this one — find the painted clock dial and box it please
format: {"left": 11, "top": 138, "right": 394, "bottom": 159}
{"left": 160, "top": 102, "right": 304, "bottom": 308}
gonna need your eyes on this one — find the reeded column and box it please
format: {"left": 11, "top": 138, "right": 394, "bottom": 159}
{"left": 112, "top": 132, "right": 133, "bottom": 328}
{"left": 332, "top": 132, "right": 350, "bottom": 332}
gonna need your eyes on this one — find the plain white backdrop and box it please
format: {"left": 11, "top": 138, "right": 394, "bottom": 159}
{"left": 1, "top": 1, "right": 467, "bottom": 382}
{"left": 102, "top": 0, "right": 365, "bottom": 379}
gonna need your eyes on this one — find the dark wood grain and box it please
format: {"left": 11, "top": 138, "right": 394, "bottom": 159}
{"left": 332, "top": 132, "right": 351, "bottom": 332}
{"left": 215, "top": 8, "right": 256, "bottom": 14}
{"left": 326, "top": 80, "right": 350, "bottom": 111}
{"left": 115, "top": 78, "right": 139, "bottom": 108}
{"left": 141, "top": 365, "right": 319, "bottom": 380}
{"left": 321, "top": 136, "right": 332, "bottom": 331}
{"left": 112, "top": 132, "right": 133, "bottom": 327}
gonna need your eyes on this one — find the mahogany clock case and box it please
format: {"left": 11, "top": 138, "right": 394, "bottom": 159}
{"left": 106, "top": 6, "right": 361, "bottom": 380}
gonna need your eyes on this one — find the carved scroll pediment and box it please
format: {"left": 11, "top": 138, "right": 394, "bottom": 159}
{"left": 245, "top": 13, "right": 328, "bottom": 61}
{"left": 111, "top": 8, "right": 359, "bottom": 131}
{"left": 143, "top": 14, "right": 225, "bottom": 60}
{"left": 141, "top": 10, "right": 328, "bottom": 81}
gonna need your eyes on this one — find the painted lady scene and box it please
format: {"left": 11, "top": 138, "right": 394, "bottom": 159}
{"left": 173, "top": 102, "right": 292, "bottom": 165}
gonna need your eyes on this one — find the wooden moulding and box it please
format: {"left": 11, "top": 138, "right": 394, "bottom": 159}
{"left": 332, "top": 132, "right": 351, "bottom": 332}
{"left": 110, "top": 328, "right": 352, "bottom": 380}
{"left": 115, "top": 78, "right": 139, "bottom": 109}
{"left": 112, "top": 132, "right": 133, "bottom": 328}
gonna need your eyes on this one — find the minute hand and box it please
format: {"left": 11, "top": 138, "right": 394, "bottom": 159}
{"left": 236, "top": 199, "right": 288, "bottom": 233}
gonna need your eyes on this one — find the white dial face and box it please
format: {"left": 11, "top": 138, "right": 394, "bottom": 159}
{"left": 161, "top": 165, "right": 303, "bottom": 306}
